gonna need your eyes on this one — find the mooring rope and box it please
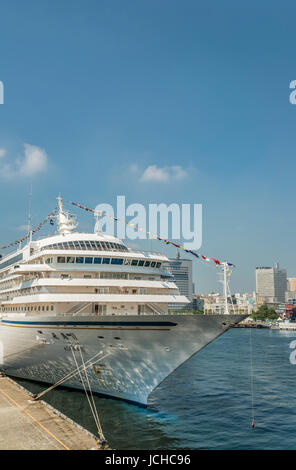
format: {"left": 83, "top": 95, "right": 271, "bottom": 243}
{"left": 69, "top": 345, "right": 104, "bottom": 441}
{"left": 76, "top": 345, "right": 104, "bottom": 441}
{"left": 250, "top": 327, "right": 255, "bottom": 428}
{"left": 34, "top": 349, "right": 108, "bottom": 400}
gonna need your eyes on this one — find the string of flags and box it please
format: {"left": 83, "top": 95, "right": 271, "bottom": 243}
{"left": 70, "top": 201, "right": 235, "bottom": 268}
{"left": 0, "top": 208, "right": 58, "bottom": 250}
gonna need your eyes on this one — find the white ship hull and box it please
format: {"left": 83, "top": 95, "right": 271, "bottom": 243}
{"left": 0, "top": 314, "right": 245, "bottom": 405}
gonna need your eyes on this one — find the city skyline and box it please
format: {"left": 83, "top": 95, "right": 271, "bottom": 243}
{"left": 0, "top": 1, "right": 296, "bottom": 293}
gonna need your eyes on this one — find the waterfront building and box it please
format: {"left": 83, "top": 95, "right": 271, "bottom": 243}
{"left": 288, "top": 278, "right": 296, "bottom": 291}
{"left": 192, "top": 294, "right": 204, "bottom": 311}
{"left": 256, "top": 264, "right": 287, "bottom": 304}
{"left": 164, "top": 252, "right": 193, "bottom": 311}
{"left": 285, "top": 291, "right": 296, "bottom": 303}
{"left": 203, "top": 292, "right": 256, "bottom": 314}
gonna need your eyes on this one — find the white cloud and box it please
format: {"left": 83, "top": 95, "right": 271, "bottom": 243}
{"left": 0, "top": 149, "right": 6, "bottom": 158}
{"left": 139, "top": 165, "right": 187, "bottom": 183}
{"left": 0, "top": 143, "right": 48, "bottom": 178}
{"left": 18, "top": 143, "right": 48, "bottom": 176}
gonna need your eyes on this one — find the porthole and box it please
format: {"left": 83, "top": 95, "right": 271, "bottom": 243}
{"left": 114, "top": 337, "right": 121, "bottom": 340}
{"left": 98, "top": 336, "right": 104, "bottom": 339}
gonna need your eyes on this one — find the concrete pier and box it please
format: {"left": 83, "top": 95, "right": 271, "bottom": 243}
{"left": 0, "top": 374, "right": 108, "bottom": 450}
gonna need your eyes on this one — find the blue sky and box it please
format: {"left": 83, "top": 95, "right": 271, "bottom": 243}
{"left": 0, "top": 0, "right": 295, "bottom": 293}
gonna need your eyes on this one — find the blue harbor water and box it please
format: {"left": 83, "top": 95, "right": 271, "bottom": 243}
{"left": 15, "top": 328, "right": 296, "bottom": 449}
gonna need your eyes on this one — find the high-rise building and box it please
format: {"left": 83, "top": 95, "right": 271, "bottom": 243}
{"left": 164, "top": 252, "right": 193, "bottom": 311}
{"left": 288, "top": 278, "right": 296, "bottom": 292}
{"left": 192, "top": 294, "right": 204, "bottom": 311}
{"left": 255, "top": 263, "right": 287, "bottom": 304}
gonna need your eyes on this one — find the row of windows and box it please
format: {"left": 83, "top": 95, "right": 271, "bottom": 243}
{"left": 0, "top": 253, "right": 23, "bottom": 271}
{"left": 55, "top": 256, "right": 161, "bottom": 268}
{"left": 1, "top": 305, "right": 54, "bottom": 312}
{"left": 42, "top": 240, "right": 128, "bottom": 252}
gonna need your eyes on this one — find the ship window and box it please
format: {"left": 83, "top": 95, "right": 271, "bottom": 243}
{"left": 57, "top": 257, "right": 65, "bottom": 263}
{"left": 67, "top": 257, "right": 75, "bottom": 263}
{"left": 114, "top": 337, "right": 121, "bottom": 340}
{"left": 98, "top": 336, "right": 104, "bottom": 339}
{"left": 42, "top": 306, "right": 44, "bottom": 311}
{"left": 150, "top": 262, "right": 156, "bottom": 267}
{"left": 124, "top": 259, "right": 131, "bottom": 265}
{"left": 46, "top": 306, "right": 49, "bottom": 311}
{"left": 61, "top": 273, "right": 70, "bottom": 279}
{"left": 102, "top": 258, "right": 110, "bottom": 264}
{"left": 131, "top": 260, "right": 138, "bottom": 266}
{"left": 95, "top": 305, "right": 107, "bottom": 314}
{"left": 138, "top": 305, "right": 144, "bottom": 314}
{"left": 94, "top": 257, "right": 101, "bottom": 264}
{"left": 144, "top": 261, "right": 150, "bottom": 267}
{"left": 85, "top": 257, "right": 93, "bottom": 264}
{"left": 156, "top": 262, "right": 161, "bottom": 268}
{"left": 51, "top": 306, "right": 54, "bottom": 311}
{"left": 138, "top": 260, "right": 144, "bottom": 266}
{"left": 76, "top": 257, "right": 84, "bottom": 264}
{"left": 111, "top": 258, "right": 123, "bottom": 265}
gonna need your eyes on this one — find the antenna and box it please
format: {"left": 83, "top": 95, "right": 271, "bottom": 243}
{"left": 28, "top": 184, "right": 32, "bottom": 242}
{"left": 218, "top": 261, "right": 234, "bottom": 315}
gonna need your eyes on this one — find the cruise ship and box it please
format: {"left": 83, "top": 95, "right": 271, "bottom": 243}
{"left": 0, "top": 197, "right": 246, "bottom": 405}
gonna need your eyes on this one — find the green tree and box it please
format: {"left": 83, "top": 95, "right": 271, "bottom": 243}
{"left": 251, "top": 304, "right": 278, "bottom": 321}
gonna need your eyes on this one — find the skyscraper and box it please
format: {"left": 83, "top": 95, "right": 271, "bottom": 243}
{"left": 164, "top": 252, "right": 193, "bottom": 311}
{"left": 255, "top": 263, "right": 287, "bottom": 304}
{"left": 288, "top": 278, "right": 296, "bottom": 291}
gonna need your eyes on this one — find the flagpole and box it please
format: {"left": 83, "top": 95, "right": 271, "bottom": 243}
{"left": 28, "top": 184, "right": 33, "bottom": 243}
